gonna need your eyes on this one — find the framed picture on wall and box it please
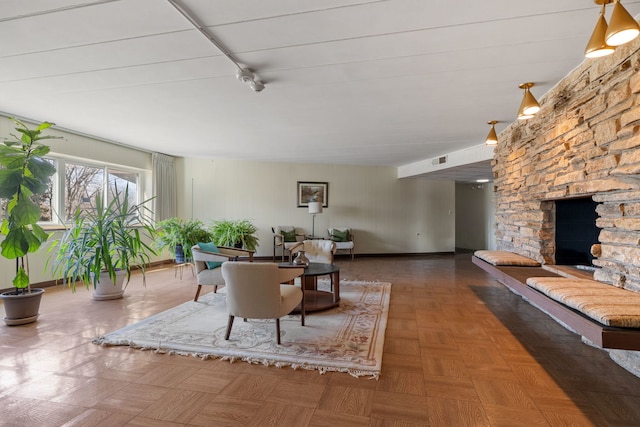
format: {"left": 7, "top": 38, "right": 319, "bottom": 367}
{"left": 297, "top": 181, "right": 328, "bottom": 208}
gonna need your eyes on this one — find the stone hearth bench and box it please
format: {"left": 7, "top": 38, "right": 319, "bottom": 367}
{"left": 472, "top": 251, "right": 640, "bottom": 351}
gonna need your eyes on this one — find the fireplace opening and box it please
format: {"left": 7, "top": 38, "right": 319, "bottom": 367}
{"left": 555, "top": 197, "right": 600, "bottom": 266}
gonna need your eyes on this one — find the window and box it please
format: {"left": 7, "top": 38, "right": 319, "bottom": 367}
{"left": 64, "top": 162, "right": 104, "bottom": 221}
{"left": 1, "top": 157, "right": 144, "bottom": 226}
{"left": 107, "top": 169, "right": 138, "bottom": 207}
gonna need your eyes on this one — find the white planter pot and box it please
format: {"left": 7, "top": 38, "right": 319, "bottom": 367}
{"left": 92, "top": 270, "right": 126, "bottom": 300}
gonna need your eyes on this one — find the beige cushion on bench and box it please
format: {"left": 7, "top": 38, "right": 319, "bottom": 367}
{"left": 474, "top": 250, "right": 540, "bottom": 267}
{"left": 526, "top": 277, "right": 640, "bottom": 328}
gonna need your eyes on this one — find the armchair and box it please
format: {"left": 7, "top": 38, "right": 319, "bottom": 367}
{"left": 272, "top": 226, "right": 304, "bottom": 261}
{"left": 328, "top": 227, "right": 355, "bottom": 260}
{"left": 221, "top": 262, "right": 304, "bottom": 345}
{"left": 191, "top": 244, "right": 254, "bottom": 302}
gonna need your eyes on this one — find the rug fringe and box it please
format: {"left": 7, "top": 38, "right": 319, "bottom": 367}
{"left": 93, "top": 337, "right": 380, "bottom": 379}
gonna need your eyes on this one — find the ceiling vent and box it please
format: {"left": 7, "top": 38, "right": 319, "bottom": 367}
{"left": 432, "top": 156, "right": 447, "bottom": 165}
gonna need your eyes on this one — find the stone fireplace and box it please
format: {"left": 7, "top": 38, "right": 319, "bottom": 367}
{"left": 492, "top": 36, "right": 640, "bottom": 372}
{"left": 493, "top": 37, "right": 640, "bottom": 292}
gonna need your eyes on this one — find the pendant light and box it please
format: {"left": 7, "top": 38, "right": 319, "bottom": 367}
{"left": 605, "top": 0, "right": 640, "bottom": 46}
{"left": 485, "top": 121, "right": 498, "bottom": 146}
{"left": 585, "top": 3, "right": 616, "bottom": 58}
{"left": 517, "top": 83, "right": 540, "bottom": 120}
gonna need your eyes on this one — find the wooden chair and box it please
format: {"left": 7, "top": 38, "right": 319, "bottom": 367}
{"left": 272, "top": 226, "right": 304, "bottom": 261}
{"left": 328, "top": 227, "right": 355, "bottom": 260}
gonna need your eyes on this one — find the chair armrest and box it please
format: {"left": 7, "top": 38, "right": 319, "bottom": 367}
{"left": 194, "top": 250, "right": 237, "bottom": 261}
{"left": 217, "top": 246, "right": 254, "bottom": 262}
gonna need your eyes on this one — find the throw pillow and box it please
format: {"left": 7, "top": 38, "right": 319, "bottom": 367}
{"left": 282, "top": 229, "right": 297, "bottom": 242}
{"left": 198, "top": 242, "right": 223, "bottom": 269}
{"left": 331, "top": 229, "right": 349, "bottom": 242}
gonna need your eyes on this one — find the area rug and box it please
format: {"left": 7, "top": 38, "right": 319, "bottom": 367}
{"left": 94, "top": 280, "right": 391, "bottom": 379}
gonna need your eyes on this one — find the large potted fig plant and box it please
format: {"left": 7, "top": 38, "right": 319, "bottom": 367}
{"left": 0, "top": 119, "right": 60, "bottom": 325}
{"left": 49, "top": 185, "right": 156, "bottom": 300}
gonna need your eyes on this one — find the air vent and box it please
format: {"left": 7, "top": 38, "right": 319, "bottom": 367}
{"left": 431, "top": 156, "right": 447, "bottom": 165}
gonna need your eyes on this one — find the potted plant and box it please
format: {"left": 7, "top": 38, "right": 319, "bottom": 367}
{"left": 49, "top": 185, "right": 156, "bottom": 300}
{"left": 210, "top": 219, "right": 259, "bottom": 251}
{"left": 155, "top": 217, "right": 212, "bottom": 263}
{"left": 0, "top": 119, "right": 60, "bottom": 325}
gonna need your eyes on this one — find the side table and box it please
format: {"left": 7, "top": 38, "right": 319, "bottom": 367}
{"left": 278, "top": 262, "right": 340, "bottom": 312}
{"left": 174, "top": 262, "right": 194, "bottom": 279}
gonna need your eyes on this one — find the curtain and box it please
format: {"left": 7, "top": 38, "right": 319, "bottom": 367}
{"left": 152, "top": 152, "right": 176, "bottom": 221}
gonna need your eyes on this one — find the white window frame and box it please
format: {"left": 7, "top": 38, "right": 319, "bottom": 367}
{"left": 45, "top": 155, "right": 145, "bottom": 226}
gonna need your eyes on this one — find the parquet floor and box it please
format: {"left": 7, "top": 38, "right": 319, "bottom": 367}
{"left": 2, "top": 254, "right": 640, "bottom": 426}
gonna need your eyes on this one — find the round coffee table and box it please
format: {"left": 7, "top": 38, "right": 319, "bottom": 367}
{"left": 279, "top": 262, "right": 340, "bottom": 313}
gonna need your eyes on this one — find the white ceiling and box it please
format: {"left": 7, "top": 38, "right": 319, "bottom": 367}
{"left": 1, "top": 0, "right": 638, "bottom": 182}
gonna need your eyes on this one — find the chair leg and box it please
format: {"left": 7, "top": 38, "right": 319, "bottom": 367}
{"left": 225, "top": 315, "right": 235, "bottom": 340}
{"left": 276, "top": 318, "right": 281, "bottom": 345}
{"left": 351, "top": 249, "right": 354, "bottom": 260}
{"left": 194, "top": 285, "right": 202, "bottom": 302}
{"left": 213, "top": 285, "right": 218, "bottom": 293}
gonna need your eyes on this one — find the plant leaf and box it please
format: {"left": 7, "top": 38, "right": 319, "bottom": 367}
{"left": 1, "top": 227, "right": 29, "bottom": 258}
{"left": 10, "top": 197, "right": 40, "bottom": 226}
{"left": 13, "top": 266, "right": 29, "bottom": 289}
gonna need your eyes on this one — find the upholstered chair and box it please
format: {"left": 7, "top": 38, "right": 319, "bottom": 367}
{"left": 290, "top": 239, "right": 336, "bottom": 264}
{"left": 191, "top": 244, "right": 254, "bottom": 302}
{"left": 221, "top": 262, "right": 304, "bottom": 344}
{"left": 328, "top": 227, "right": 355, "bottom": 260}
{"left": 272, "top": 226, "right": 304, "bottom": 261}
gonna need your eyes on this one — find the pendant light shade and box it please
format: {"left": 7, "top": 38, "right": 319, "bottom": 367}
{"left": 585, "top": 5, "right": 616, "bottom": 58}
{"left": 517, "top": 82, "right": 540, "bottom": 120}
{"left": 485, "top": 121, "right": 498, "bottom": 146}
{"left": 605, "top": 0, "right": 640, "bottom": 46}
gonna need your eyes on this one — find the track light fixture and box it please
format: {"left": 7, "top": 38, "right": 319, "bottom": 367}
{"left": 485, "top": 121, "right": 498, "bottom": 146}
{"left": 606, "top": 0, "right": 640, "bottom": 46}
{"left": 167, "top": 1, "right": 266, "bottom": 93}
{"left": 517, "top": 82, "right": 540, "bottom": 120}
{"left": 585, "top": 2, "right": 616, "bottom": 58}
{"left": 236, "top": 68, "right": 265, "bottom": 93}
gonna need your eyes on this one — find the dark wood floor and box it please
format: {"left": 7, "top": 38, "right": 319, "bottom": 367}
{"left": 2, "top": 254, "right": 640, "bottom": 426}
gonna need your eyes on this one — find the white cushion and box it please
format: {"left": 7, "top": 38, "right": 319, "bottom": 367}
{"left": 334, "top": 241, "right": 354, "bottom": 250}
{"left": 196, "top": 267, "right": 224, "bottom": 287}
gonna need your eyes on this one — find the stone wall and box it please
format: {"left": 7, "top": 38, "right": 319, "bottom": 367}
{"left": 494, "top": 38, "right": 640, "bottom": 292}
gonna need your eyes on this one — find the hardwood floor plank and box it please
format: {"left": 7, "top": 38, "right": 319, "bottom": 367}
{"left": 307, "top": 409, "right": 370, "bottom": 426}
{"left": 247, "top": 402, "right": 314, "bottom": 427}
{"left": 318, "top": 384, "right": 374, "bottom": 417}
{"left": 137, "top": 389, "right": 212, "bottom": 423}
{"left": 427, "top": 396, "right": 490, "bottom": 427}
{"left": 61, "top": 408, "right": 135, "bottom": 426}
{"left": 370, "top": 390, "right": 430, "bottom": 424}
{"left": 187, "top": 394, "right": 264, "bottom": 427}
